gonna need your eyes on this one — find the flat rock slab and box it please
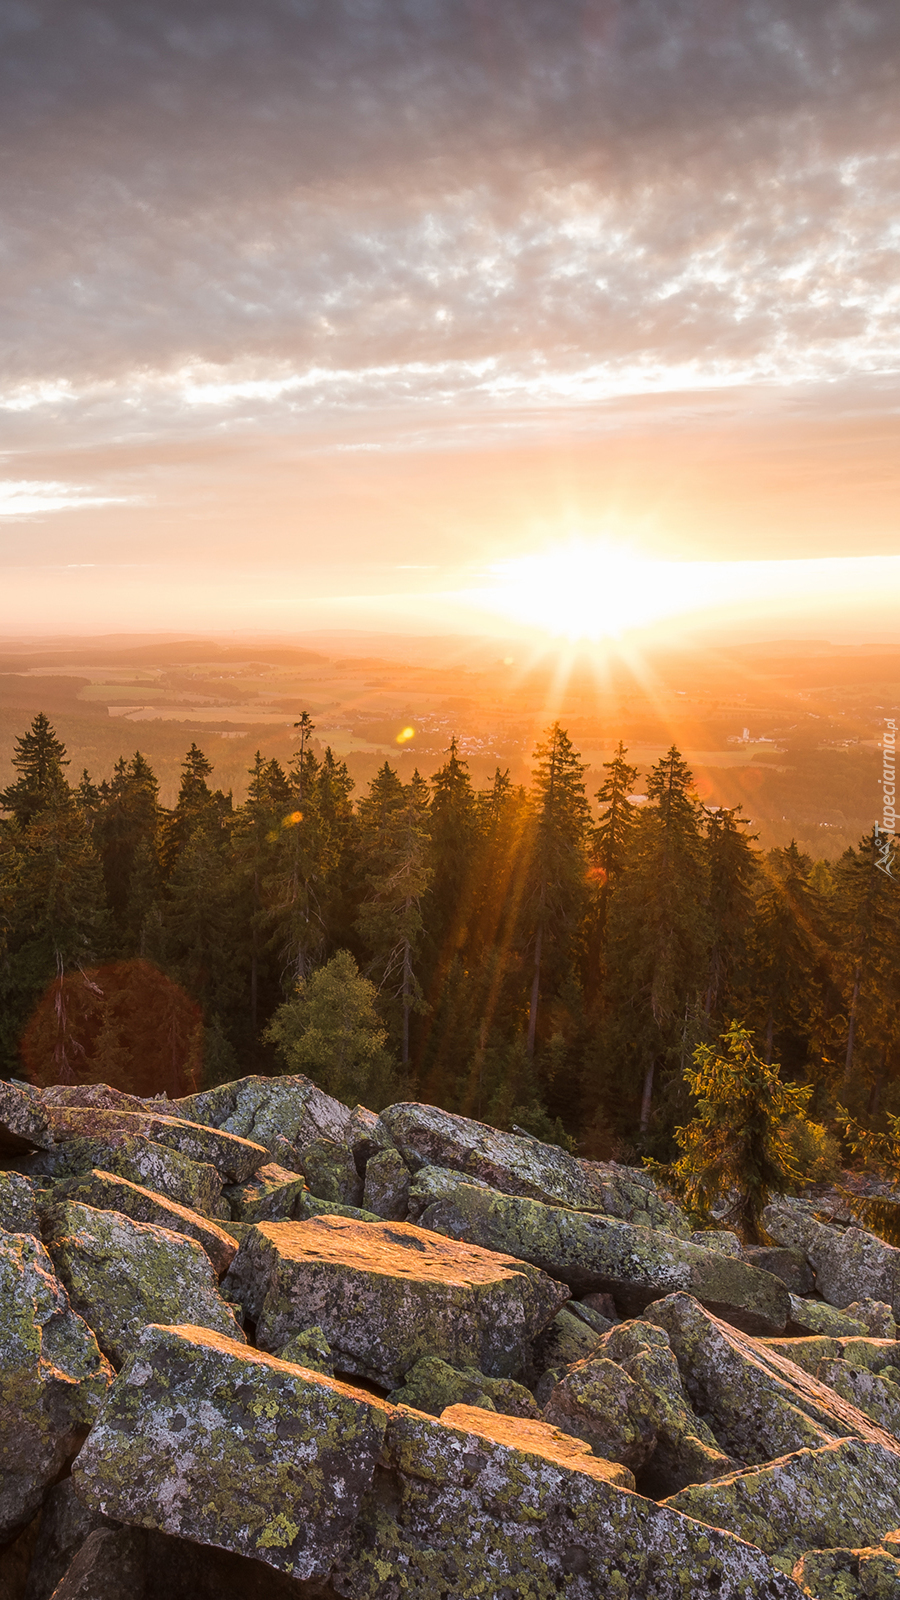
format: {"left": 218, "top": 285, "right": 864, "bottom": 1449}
{"left": 333, "top": 1400, "right": 803, "bottom": 1599}
{"left": 223, "top": 1215, "right": 570, "bottom": 1387}
{"left": 381, "top": 1103, "right": 687, "bottom": 1232}
{"left": 166, "top": 1074, "right": 352, "bottom": 1168}
{"left": 26, "top": 1133, "right": 229, "bottom": 1219}
{"left": 73, "top": 1323, "right": 389, "bottom": 1582}
{"left": 42, "top": 1201, "right": 245, "bottom": 1367}
{"left": 665, "top": 1438, "right": 900, "bottom": 1564}
{"left": 645, "top": 1294, "right": 900, "bottom": 1467}
{"left": 50, "top": 1170, "right": 237, "bottom": 1276}
{"left": 0, "top": 1080, "right": 54, "bottom": 1154}
{"left": 419, "top": 1178, "right": 790, "bottom": 1335}
{"left": 0, "top": 1231, "right": 112, "bottom": 1541}
{"left": 43, "top": 1107, "right": 266, "bottom": 1184}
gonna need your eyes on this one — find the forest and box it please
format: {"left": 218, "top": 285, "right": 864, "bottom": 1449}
{"left": 0, "top": 710, "right": 896, "bottom": 1163}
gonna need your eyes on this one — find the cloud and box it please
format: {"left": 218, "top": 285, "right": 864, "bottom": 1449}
{"left": 0, "top": 480, "right": 136, "bottom": 517}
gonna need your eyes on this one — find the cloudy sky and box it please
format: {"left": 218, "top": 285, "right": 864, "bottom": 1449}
{"left": 2, "top": 0, "right": 899, "bottom": 639}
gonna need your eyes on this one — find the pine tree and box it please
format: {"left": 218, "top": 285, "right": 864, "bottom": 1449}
{"left": 831, "top": 827, "right": 900, "bottom": 1100}
{"left": 0, "top": 713, "right": 70, "bottom": 826}
{"left": 265, "top": 949, "right": 402, "bottom": 1109}
{"left": 703, "top": 805, "right": 758, "bottom": 1021}
{"left": 585, "top": 742, "right": 638, "bottom": 998}
{"left": 356, "top": 764, "right": 432, "bottom": 1065}
{"left": 603, "top": 746, "right": 709, "bottom": 1138}
{"left": 526, "top": 724, "right": 590, "bottom": 1057}
{"left": 748, "top": 841, "right": 826, "bottom": 1068}
{"left": 97, "top": 751, "right": 162, "bottom": 951}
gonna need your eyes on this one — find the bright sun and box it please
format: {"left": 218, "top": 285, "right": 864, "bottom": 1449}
{"left": 476, "top": 541, "right": 704, "bottom": 640}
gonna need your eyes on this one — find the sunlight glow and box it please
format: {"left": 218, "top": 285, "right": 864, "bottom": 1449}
{"left": 469, "top": 542, "right": 900, "bottom": 642}
{"left": 396, "top": 726, "right": 416, "bottom": 744}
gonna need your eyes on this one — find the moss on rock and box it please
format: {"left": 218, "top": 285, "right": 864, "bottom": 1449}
{"left": 42, "top": 1201, "right": 245, "bottom": 1367}
{"left": 49, "top": 1169, "right": 237, "bottom": 1276}
{"left": 388, "top": 1356, "right": 540, "bottom": 1419}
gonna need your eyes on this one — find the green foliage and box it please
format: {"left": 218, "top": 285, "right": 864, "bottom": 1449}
{"left": 838, "top": 1110, "right": 900, "bottom": 1245}
{"left": 783, "top": 1116, "right": 841, "bottom": 1187}
{"left": 663, "top": 1023, "right": 817, "bottom": 1242}
{"left": 0, "top": 712, "right": 70, "bottom": 827}
{"left": 265, "top": 948, "right": 404, "bottom": 1110}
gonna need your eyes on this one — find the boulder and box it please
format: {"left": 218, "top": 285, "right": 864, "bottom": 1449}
{"left": 0, "top": 1231, "right": 113, "bottom": 1540}
{"left": 844, "top": 1300, "right": 897, "bottom": 1340}
{"left": 406, "top": 1163, "right": 489, "bottom": 1221}
{"left": 47, "top": 1526, "right": 150, "bottom": 1600}
{"left": 528, "top": 1307, "right": 605, "bottom": 1377}
{"left": 788, "top": 1294, "right": 870, "bottom": 1338}
{"left": 49, "top": 1169, "right": 237, "bottom": 1275}
{"left": 43, "top": 1107, "right": 267, "bottom": 1184}
{"left": 690, "top": 1230, "right": 744, "bottom": 1256}
{"left": 763, "top": 1202, "right": 900, "bottom": 1316}
{"left": 542, "top": 1356, "right": 658, "bottom": 1473}
{"left": 588, "top": 1318, "right": 738, "bottom": 1495}
{"left": 297, "top": 1137, "right": 363, "bottom": 1208}
{"left": 165, "top": 1074, "right": 352, "bottom": 1168}
{"left": 791, "top": 1546, "right": 900, "bottom": 1600}
{"left": 43, "top": 1522, "right": 343, "bottom": 1600}
{"left": 0, "top": 1080, "right": 53, "bottom": 1154}
{"left": 346, "top": 1104, "right": 387, "bottom": 1167}
{"left": 388, "top": 1355, "right": 540, "bottom": 1419}
{"left": 380, "top": 1102, "right": 688, "bottom": 1231}
{"left": 25, "top": 1133, "right": 229, "bottom": 1219}
{"left": 745, "top": 1245, "right": 815, "bottom": 1296}
{"left": 816, "top": 1358, "right": 900, "bottom": 1438}
{"left": 645, "top": 1293, "right": 900, "bottom": 1466}
{"left": 41, "top": 1083, "right": 147, "bottom": 1113}
{"left": 362, "top": 1147, "right": 410, "bottom": 1221}
{"left": 0, "top": 1171, "right": 40, "bottom": 1236}
{"left": 41, "top": 1201, "right": 245, "bottom": 1366}
{"left": 224, "top": 1161, "right": 309, "bottom": 1223}
{"left": 419, "top": 1178, "right": 790, "bottom": 1334}
{"left": 332, "top": 1400, "right": 804, "bottom": 1599}
{"left": 222, "top": 1214, "right": 569, "bottom": 1387}
{"left": 566, "top": 1298, "right": 614, "bottom": 1335}
{"left": 73, "top": 1323, "right": 389, "bottom": 1582}
{"left": 665, "top": 1438, "right": 900, "bottom": 1566}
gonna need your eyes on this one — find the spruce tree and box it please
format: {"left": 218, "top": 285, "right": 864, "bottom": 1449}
{"left": 0, "top": 713, "right": 70, "bottom": 826}
{"left": 526, "top": 724, "right": 589, "bottom": 1057}
{"left": 356, "top": 764, "right": 432, "bottom": 1065}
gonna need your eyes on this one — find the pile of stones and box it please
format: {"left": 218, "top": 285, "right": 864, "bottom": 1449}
{"left": 3, "top": 1072, "right": 900, "bottom": 1599}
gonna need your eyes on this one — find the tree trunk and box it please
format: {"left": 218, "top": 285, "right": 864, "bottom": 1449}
{"left": 527, "top": 920, "right": 543, "bottom": 1059}
{"left": 843, "top": 959, "right": 862, "bottom": 1094}
{"left": 402, "top": 940, "right": 411, "bottom": 1065}
{"left": 640, "top": 1057, "right": 655, "bottom": 1135}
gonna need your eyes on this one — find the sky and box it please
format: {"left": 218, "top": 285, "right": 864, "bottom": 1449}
{"left": 2, "top": 0, "right": 899, "bottom": 642}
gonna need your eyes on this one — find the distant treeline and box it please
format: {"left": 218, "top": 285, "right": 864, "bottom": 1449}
{"left": 0, "top": 711, "right": 897, "bottom": 1158}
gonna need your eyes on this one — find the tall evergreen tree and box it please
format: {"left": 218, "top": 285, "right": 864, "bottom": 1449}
{"left": 831, "top": 827, "right": 900, "bottom": 1100}
{"left": 526, "top": 724, "right": 589, "bottom": 1057}
{"left": 748, "top": 841, "right": 826, "bottom": 1068}
{"left": 703, "top": 805, "right": 757, "bottom": 1021}
{"left": 0, "top": 712, "right": 70, "bottom": 826}
{"left": 356, "top": 764, "right": 432, "bottom": 1065}
{"left": 584, "top": 742, "right": 638, "bottom": 999}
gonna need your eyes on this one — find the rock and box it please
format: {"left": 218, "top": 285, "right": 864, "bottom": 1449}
{"left": 645, "top": 1293, "right": 900, "bottom": 1467}
{"left": 528, "top": 1307, "right": 604, "bottom": 1378}
{"left": 665, "top": 1438, "right": 900, "bottom": 1566}
{"left": 419, "top": 1178, "right": 790, "bottom": 1334}
{"left": 788, "top": 1294, "right": 870, "bottom": 1338}
{"left": 566, "top": 1299, "right": 614, "bottom": 1335}
{"left": 590, "top": 1318, "right": 738, "bottom": 1495}
{"left": 41, "top": 1201, "right": 245, "bottom": 1367}
{"left": 0, "top": 1081, "right": 53, "bottom": 1155}
{"left": 165, "top": 1074, "right": 352, "bottom": 1169}
{"left": 858, "top": 1548, "right": 900, "bottom": 1598}
{"left": 25, "top": 1134, "right": 229, "bottom": 1220}
{"left": 388, "top": 1355, "right": 540, "bottom": 1419}
{"left": 746, "top": 1245, "right": 815, "bottom": 1296}
{"left": 222, "top": 1214, "right": 569, "bottom": 1388}
{"left": 816, "top": 1359, "right": 900, "bottom": 1438}
{"left": 845, "top": 1300, "right": 898, "bottom": 1340}
{"left": 0, "top": 1172, "right": 40, "bottom": 1236}
{"left": 405, "top": 1163, "right": 489, "bottom": 1222}
{"left": 297, "top": 1138, "right": 362, "bottom": 1208}
{"left": 48, "top": 1170, "right": 237, "bottom": 1275}
{"left": 790, "top": 1547, "right": 862, "bottom": 1599}
{"left": 48, "top": 1522, "right": 343, "bottom": 1600}
{"left": 41, "top": 1083, "right": 146, "bottom": 1112}
{"left": 381, "top": 1102, "right": 688, "bottom": 1232}
{"left": 690, "top": 1230, "right": 744, "bottom": 1256}
{"left": 764, "top": 1202, "right": 900, "bottom": 1316}
{"left": 581, "top": 1289, "right": 619, "bottom": 1321}
{"left": 762, "top": 1335, "right": 843, "bottom": 1375}
{"left": 542, "top": 1356, "right": 658, "bottom": 1473}
{"left": 73, "top": 1323, "right": 389, "bottom": 1582}
{"left": 333, "top": 1399, "right": 803, "bottom": 1598}
{"left": 43, "top": 1107, "right": 267, "bottom": 1184}
{"left": 277, "top": 1325, "right": 335, "bottom": 1376}
{"left": 23, "top": 1480, "right": 111, "bottom": 1600}
{"left": 346, "top": 1104, "right": 387, "bottom": 1167}
{"left": 224, "top": 1161, "right": 309, "bottom": 1223}
{"left": 0, "top": 1231, "right": 112, "bottom": 1540}
{"left": 362, "top": 1148, "right": 410, "bottom": 1221}
{"left": 0, "top": 1513, "right": 41, "bottom": 1600}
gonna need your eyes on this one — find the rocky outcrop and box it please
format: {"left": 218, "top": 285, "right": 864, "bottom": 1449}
{"left": 41, "top": 1201, "right": 245, "bottom": 1366}
{"left": 418, "top": 1176, "right": 790, "bottom": 1333}
{"left": 6, "top": 1070, "right": 900, "bottom": 1598}
{"left": 222, "top": 1214, "right": 569, "bottom": 1386}
{"left": 0, "top": 1080, "right": 54, "bottom": 1154}
{"left": 763, "top": 1200, "right": 900, "bottom": 1316}
{"left": 0, "top": 1231, "right": 112, "bottom": 1540}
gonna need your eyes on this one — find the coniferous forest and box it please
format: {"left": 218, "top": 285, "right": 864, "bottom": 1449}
{"left": 1, "top": 709, "right": 897, "bottom": 1162}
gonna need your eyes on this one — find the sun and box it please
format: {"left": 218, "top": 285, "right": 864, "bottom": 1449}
{"left": 473, "top": 540, "right": 703, "bottom": 641}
